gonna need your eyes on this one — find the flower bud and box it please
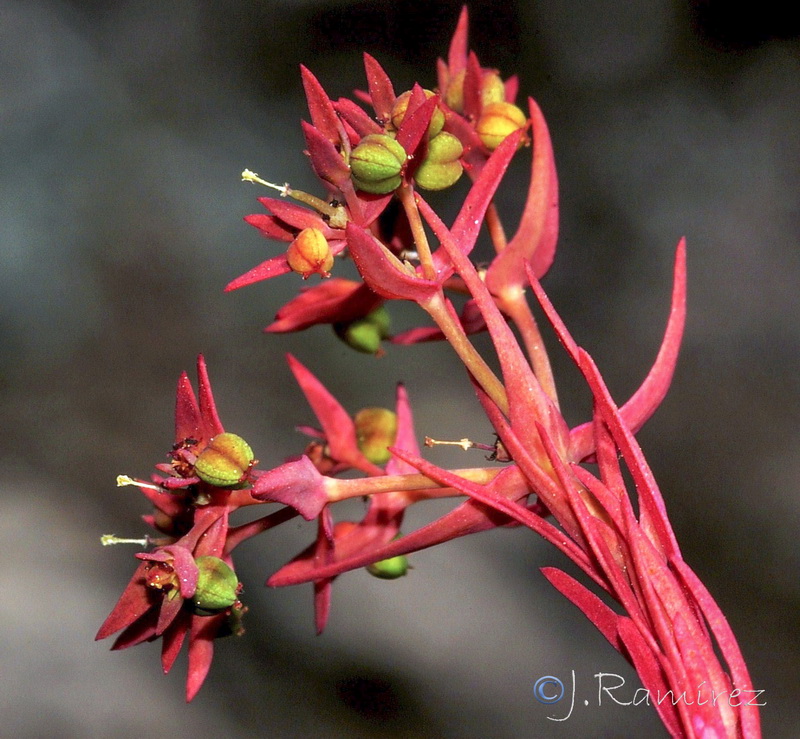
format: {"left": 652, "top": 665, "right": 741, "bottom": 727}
{"left": 354, "top": 407, "right": 397, "bottom": 465}
{"left": 287, "top": 227, "right": 334, "bottom": 278}
{"left": 390, "top": 89, "right": 445, "bottom": 139}
{"left": 334, "top": 306, "right": 391, "bottom": 355}
{"left": 194, "top": 432, "right": 255, "bottom": 488}
{"left": 476, "top": 101, "right": 528, "bottom": 151}
{"left": 191, "top": 556, "right": 239, "bottom": 612}
{"left": 413, "top": 131, "right": 464, "bottom": 191}
{"left": 349, "top": 134, "right": 407, "bottom": 194}
{"left": 367, "top": 554, "right": 409, "bottom": 579}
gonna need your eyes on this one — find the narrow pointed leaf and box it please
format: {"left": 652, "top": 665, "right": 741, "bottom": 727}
{"left": 160, "top": 609, "right": 190, "bottom": 674}
{"left": 671, "top": 558, "right": 761, "bottom": 738}
{"left": 363, "top": 53, "right": 396, "bottom": 123}
{"left": 567, "top": 239, "right": 686, "bottom": 461}
{"left": 286, "top": 354, "right": 380, "bottom": 473}
{"left": 334, "top": 97, "right": 382, "bottom": 137}
{"left": 174, "top": 371, "right": 202, "bottom": 445}
{"left": 225, "top": 255, "right": 292, "bottom": 292}
{"left": 302, "top": 121, "right": 350, "bottom": 186}
{"left": 615, "top": 617, "right": 683, "bottom": 736}
{"left": 446, "top": 6, "right": 469, "bottom": 76}
{"left": 301, "top": 65, "right": 341, "bottom": 145}
{"left": 96, "top": 561, "right": 153, "bottom": 640}
{"left": 196, "top": 355, "right": 224, "bottom": 438}
{"left": 185, "top": 613, "right": 224, "bottom": 702}
{"left": 540, "top": 567, "right": 621, "bottom": 650}
{"left": 487, "top": 97, "right": 558, "bottom": 293}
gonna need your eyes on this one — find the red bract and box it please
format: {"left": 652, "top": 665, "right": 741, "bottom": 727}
{"left": 100, "top": 7, "right": 761, "bottom": 735}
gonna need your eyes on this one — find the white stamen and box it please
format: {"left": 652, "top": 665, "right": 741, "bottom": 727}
{"left": 116, "top": 475, "right": 162, "bottom": 492}
{"left": 101, "top": 534, "right": 149, "bottom": 547}
{"left": 241, "top": 169, "right": 289, "bottom": 196}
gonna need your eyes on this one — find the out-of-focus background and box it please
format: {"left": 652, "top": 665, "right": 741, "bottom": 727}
{"left": 2, "top": 0, "right": 798, "bottom": 735}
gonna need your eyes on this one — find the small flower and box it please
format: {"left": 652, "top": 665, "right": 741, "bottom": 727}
{"left": 96, "top": 537, "right": 243, "bottom": 702}
{"left": 98, "top": 358, "right": 257, "bottom": 701}
{"left": 226, "top": 195, "right": 347, "bottom": 292}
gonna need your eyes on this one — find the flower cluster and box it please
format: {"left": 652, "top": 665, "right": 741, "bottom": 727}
{"left": 98, "top": 8, "right": 760, "bottom": 736}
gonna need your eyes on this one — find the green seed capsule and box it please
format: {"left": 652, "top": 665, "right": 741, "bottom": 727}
{"left": 334, "top": 306, "right": 391, "bottom": 355}
{"left": 480, "top": 71, "right": 506, "bottom": 108}
{"left": 192, "top": 556, "right": 239, "bottom": 612}
{"left": 414, "top": 132, "right": 464, "bottom": 191}
{"left": 365, "top": 305, "right": 391, "bottom": 339}
{"left": 367, "top": 554, "right": 409, "bottom": 579}
{"left": 349, "top": 134, "right": 407, "bottom": 194}
{"left": 390, "top": 89, "right": 445, "bottom": 139}
{"left": 194, "top": 432, "right": 254, "bottom": 488}
{"left": 354, "top": 407, "right": 397, "bottom": 465}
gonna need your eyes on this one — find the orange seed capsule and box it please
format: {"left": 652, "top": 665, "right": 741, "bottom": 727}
{"left": 287, "top": 227, "right": 334, "bottom": 278}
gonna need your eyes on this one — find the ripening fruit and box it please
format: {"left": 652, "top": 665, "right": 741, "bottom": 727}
{"left": 194, "top": 433, "right": 254, "bottom": 488}
{"left": 334, "top": 306, "right": 391, "bottom": 355}
{"left": 367, "top": 554, "right": 409, "bottom": 579}
{"left": 354, "top": 407, "right": 397, "bottom": 464}
{"left": 480, "top": 71, "right": 506, "bottom": 108}
{"left": 192, "top": 556, "right": 239, "bottom": 612}
{"left": 390, "top": 89, "right": 445, "bottom": 139}
{"left": 475, "top": 101, "right": 528, "bottom": 151}
{"left": 443, "top": 69, "right": 466, "bottom": 113}
{"left": 287, "top": 227, "right": 334, "bottom": 278}
{"left": 349, "top": 134, "right": 407, "bottom": 194}
{"left": 414, "top": 131, "right": 464, "bottom": 191}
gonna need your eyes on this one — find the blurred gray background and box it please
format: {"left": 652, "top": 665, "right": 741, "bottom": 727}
{"left": 2, "top": 0, "right": 798, "bottom": 736}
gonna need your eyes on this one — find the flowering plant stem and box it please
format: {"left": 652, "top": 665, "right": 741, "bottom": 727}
{"left": 96, "top": 7, "right": 761, "bottom": 736}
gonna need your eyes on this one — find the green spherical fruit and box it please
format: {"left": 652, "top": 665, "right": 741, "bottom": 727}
{"left": 334, "top": 306, "right": 391, "bottom": 355}
{"left": 194, "top": 432, "right": 254, "bottom": 488}
{"left": 425, "top": 131, "right": 464, "bottom": 164}
{"left": 390, "top": 89, "right": 445, "bottom": 139}
{"left": 335, "top": 320, "right": 381, "bottom": 354}
{"left": 414, "top": 160, "right": 463, "bottom": 191}
{"left": 367, "top": 554, "right": 409, "bottom": 579}
{"left": 476, "top": 102, "right": 527, "bottom": 151}
{"left": 192, "top": 556, "right": 239, "bottom": 612}
{"left": 365, "top": 306, "right": 391, "bottom": 339}
{"left": 354, "top": 407, "right": 397, "bottom": 465}
{"left": 350, "top": 134, "right": 407, "bottom": 194}
{"left": 414, "top": 132, "right": 464, "bottom": 191}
